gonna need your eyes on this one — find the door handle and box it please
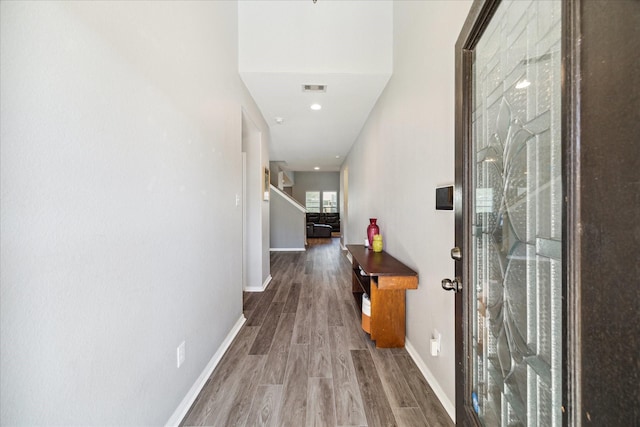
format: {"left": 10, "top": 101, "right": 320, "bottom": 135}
{"left": 441, "top": 277, "right": 462, "bottom": 292}
{"left": 450, "top": 246, "right": 462, "bottom": 261}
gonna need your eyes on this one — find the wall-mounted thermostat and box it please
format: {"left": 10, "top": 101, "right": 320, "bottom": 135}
{"left": 436, "top": 186, "right": 454, "bottom": 210}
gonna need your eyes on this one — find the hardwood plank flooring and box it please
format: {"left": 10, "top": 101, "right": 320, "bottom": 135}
{"left": 393, "top": 355, "right": 454, "bottom": 427}
{"left": 246, "top": 289, "right": 277, "bottom": 327}
{"left": 211, "top": 354, "right": 266, "bottom": 427}
{"left": 260, "top": 313, "right": 297, "bottom": 385}
{"left": 306, "top": 378, "right": 337, "bottom": 426}
{"left": 283, "top": 283, "right": 301, "bottom": 314}
{"left": 278, "top": 344, "right": 309, "bottom": 426}
{"left": 368, "top": 347, "right": 418, "bottom": 409}
{"left": 249, "top": 302, "right": 286, "bottom": 355}
{"left": 392, "top": 407, "right": 430, "bottom": 427}
{"left": 351, "top": 349, "right": 397, "bottom": 427}
{"left": 310, "top": 288, "right": 332, "bottom": 378}
{"left": 328, "top": 325, "right": 367, "bottom": 426}
{"left": 183, "top": 327, "right": 260, "bottom": 426}
{"left": 327, "top": 290, "right": 344, "bottom": 327}
{"left": 181, "top": 238, "right": 453, "bottom": 427}
{"left": 244, "top": 385, "right": 282, "bottom": 427}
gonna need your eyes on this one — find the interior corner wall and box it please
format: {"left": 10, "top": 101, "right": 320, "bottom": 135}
{"left": 0, "top": 1, "right": 268, "bottom": 425}
{"left": 261, "top": 131, "right": 271, "bottom": 284}
{"left": 341, "top": 0, "right": 473, "bottom": 415}
{"left": 243, "top": 112, "right": 271, "bottom": 292}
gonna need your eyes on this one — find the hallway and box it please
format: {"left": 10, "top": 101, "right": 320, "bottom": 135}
{"left": 181, "top": 238, "right": 452, "bottom": 427}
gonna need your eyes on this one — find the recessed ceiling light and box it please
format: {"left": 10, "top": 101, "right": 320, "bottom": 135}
{"left": 310, "top": 103, "right": 322, "bottom": 111}
{"left": 515, "top": 79, "right": 531, "bottom": 89}
{"left": 274, "top": 117, "right": 284, "bottom": 124}
{"left": 314, "top": 166, "right": 320, "bottom": 170}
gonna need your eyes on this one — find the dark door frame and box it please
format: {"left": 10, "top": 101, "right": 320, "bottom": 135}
{"left": 454, "top": 0, "right": 639, "bottom": 425}
{"left": 453, "top": 1, "right": 498, "bottom": 424}
{"left": 563, "top": 0, "right": 640, "bottom": 425}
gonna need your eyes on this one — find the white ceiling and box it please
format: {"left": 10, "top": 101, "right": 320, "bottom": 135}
{"left": 239, "top": 0, "right": 393, "bottom": 172}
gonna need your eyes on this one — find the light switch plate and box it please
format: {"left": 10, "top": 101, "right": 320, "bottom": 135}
{"left": 177, "top": 341, "right": 186, "bottom": 368}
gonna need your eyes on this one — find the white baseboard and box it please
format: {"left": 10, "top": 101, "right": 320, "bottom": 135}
{"left": 165, "top": 314, "right": 246, "bottom": 426}
{"left": 269, "top": 247, "right": 306, "bottom": 252}
{"left": 243, "top": 274, "right": 272, "bottom": 292}
{"left": 263, "top": 274, "right": 272, "bottom": 289}
{"left": 404, "top": 338, "right": 456, "bottom": 423}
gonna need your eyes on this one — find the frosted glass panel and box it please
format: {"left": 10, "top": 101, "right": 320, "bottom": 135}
{"left": 470, "top": 1, "right": 562, "bottom": 425}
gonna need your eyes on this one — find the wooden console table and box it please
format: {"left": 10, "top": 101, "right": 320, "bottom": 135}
{"left": 347, "top": 245, "right": 418, "bottom": 348}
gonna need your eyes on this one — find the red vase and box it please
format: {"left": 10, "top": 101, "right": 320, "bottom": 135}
{"left": 367, "top": 218, "right": 379, "bottom": 248}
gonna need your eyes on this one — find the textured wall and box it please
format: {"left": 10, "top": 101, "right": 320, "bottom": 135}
{"left": 0, "top": 1, "right": 267, "bottom": 424}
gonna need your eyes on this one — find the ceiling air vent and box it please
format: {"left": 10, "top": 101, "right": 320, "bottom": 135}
{"left": 302, "top": 84, "right": 327, "bottom": 93}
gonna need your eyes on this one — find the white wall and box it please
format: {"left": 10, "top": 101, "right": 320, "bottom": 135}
{"left": 270, "top": 187, "right": 306, "bottom": 251}
{"left": 341, "top": 0, "right": 472, "bottom": 418}
{"left": 238, "top": 0, "right": 392, "bottom": 74}
{"left": 242, "top": 112, "right": 271, "bottom": 292}
{"left": 0, "top": 1, "right": 268, "bottom": 425}
{"left": 261, "top": 132, "right": 271, "bottom": 285}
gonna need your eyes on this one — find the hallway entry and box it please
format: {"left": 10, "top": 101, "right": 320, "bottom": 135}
{"left": 182, "top": 238, "right": 452, "bottom": 426}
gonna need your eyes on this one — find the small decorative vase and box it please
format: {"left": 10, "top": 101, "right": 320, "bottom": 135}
{"left": 367, "top": 218, "right": 379, "bottom": 248}
{"left": 372, "top": 234, "right": 383, "bottom": 252}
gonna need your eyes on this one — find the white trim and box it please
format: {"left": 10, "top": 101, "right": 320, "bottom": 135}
{"left": 165, "top": 315, "right": 246, "bottom": 427}
{"left": 404, "top": 338, "right": 456, "bottom": 423}
{"left": 270, "top": 184, "right": 307, "bottom": 212}
{"left": 269, "top": 247, "right": 306, "bottom": 252}
{"left": 244, "top": 274, "right": 272, "bottom": 292}
{"left": 243, "top": 274, "right": 272, "bottom": 292}
{"left": 345, "top": 251, "right": 353, "bottom": 264}
{"left": 263, "top": 274, "right": 272, "bottom": 289}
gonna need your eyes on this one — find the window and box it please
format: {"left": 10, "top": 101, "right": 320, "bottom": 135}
{"left": 305, "top": 191, "right": 338, "bottom": 213}
{"left": 305, "top": 191, "right": 320, "bottom": 212}
{"left": 322, "top": 191, "right": 338, "bottom": 213}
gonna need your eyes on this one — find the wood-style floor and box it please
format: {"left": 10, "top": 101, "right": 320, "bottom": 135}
{"left": 181, "top": 238, "right": 453, "bottom": 427}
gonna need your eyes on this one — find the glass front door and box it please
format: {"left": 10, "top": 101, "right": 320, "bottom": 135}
{"left": 469, "top": 1, "right": 562, "bottom": 425}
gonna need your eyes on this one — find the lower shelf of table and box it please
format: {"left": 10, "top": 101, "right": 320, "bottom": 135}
{"left": 352, "top": 277, "right": 407, "bottom": 348}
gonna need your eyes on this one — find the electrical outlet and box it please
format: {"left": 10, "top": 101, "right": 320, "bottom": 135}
{"left": 430, "top": 330, "right": 441, "bottom": 356}
{"left": 177, "top": 341, "right": 186, "bottom": 368}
